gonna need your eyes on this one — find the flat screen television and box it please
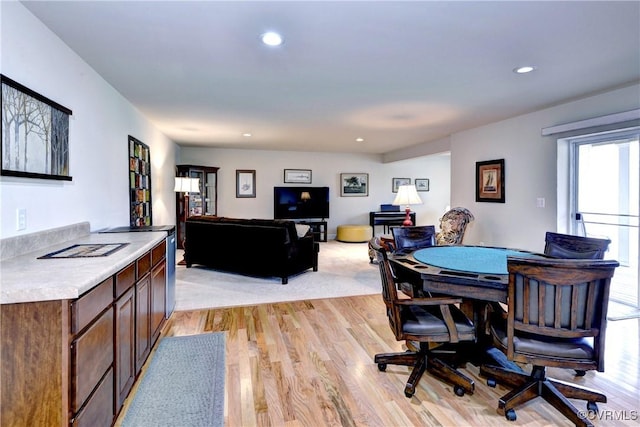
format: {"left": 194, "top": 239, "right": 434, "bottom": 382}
{"left": 274, "top": 186, "right": 330, "bottom": 220}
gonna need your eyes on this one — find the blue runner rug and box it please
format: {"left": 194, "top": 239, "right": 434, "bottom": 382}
{"left": 122, "top": 332, "right": 226, "bottom": 427}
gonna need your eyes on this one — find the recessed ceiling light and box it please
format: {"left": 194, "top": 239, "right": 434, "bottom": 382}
{"left": 513, "top": 65, "right": 536, "bottom": 74}
{"left": 242, "top": 133, "right": 252, "bottom": 137}
{"left": 355, "top": 137, "right": 364, "bottom": 142}
{"left": 261, "top": 32, "right": 283, "bottom": 46}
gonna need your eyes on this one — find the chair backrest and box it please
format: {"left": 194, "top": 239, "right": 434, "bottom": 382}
{"left": 505, "top": 257, "right": 619, "bottom": 371}
{"left": 436, "top": 207, "right": 474, "bottom": 245}
{"left": 391, "top": 225, "right": 436, "bottom": 253}
{"left": 372, "top": 245, "right": 403, "bottom": 340}
{"left": 543, "top": 231, "right": 611, "bottom": 259}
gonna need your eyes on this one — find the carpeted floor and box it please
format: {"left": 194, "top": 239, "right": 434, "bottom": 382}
{"left": 122, "top": 333, "right": 226, "bottom": 427}
{"left": 175, "top": 240, "right": 379, "bottom": 311}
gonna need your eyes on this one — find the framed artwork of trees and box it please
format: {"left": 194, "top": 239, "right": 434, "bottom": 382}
{"left": 1, "top": 74, "right": 73, "bottom": 180}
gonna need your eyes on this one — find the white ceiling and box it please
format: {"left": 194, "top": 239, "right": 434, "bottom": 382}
{"left": 21, "top": 1, "right": 640, "bottom": 154}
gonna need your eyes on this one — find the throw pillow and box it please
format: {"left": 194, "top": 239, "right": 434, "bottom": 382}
{"left": 294, "top": 224, "right": 311, "bottom": 238}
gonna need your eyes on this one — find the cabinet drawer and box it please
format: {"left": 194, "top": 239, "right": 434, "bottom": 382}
{"left": 151, "top": 240, "right": 166, "bottom": 266}
{"left": 71, "top": 367, "right": 114, "bottom": 427}
{"left": 71, "top": 307, "right": 114, "bottom": 413}
{"left": 136, "top": 252, "right": 152, "bottom": 279}
{"left": 71, "top": 277, "right": 113, "bottom": 334}
{"left": 115, "top": 262, "right": 135, "bottom": 299}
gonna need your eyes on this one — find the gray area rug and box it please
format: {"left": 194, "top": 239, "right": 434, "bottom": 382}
{"left": 122, "top": 333, "right": 225, "bottom": 427}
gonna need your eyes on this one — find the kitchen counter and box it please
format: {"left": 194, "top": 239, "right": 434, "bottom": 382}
{"left": 1, "top": 231, "right": 166, "bottom": 304}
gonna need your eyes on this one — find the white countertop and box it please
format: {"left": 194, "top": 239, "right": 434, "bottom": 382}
{"left": 1, "top": 231, "right": 166, "bottom": 304}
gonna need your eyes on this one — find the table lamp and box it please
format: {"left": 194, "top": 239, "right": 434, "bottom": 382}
{"left": 174, "top": 177, "right": 200, "bottom": 264}
{"left": 392, "top": 184, "right": 422, "bottom": 226}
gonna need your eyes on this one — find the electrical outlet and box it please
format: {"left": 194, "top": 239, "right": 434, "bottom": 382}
{"left": 536, "top": 198, "right": 546, "bottom": 208}
{"left": 17, "top": 208, "right": 26, "bottom": 230}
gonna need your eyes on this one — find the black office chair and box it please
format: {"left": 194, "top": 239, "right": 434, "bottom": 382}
{"left": 480, "top": 257, "right": 619, "bottom": 426}
{"left": 391, "top": 225, "right": 436, "bottom": 254}
{"left": 544, "top": 231, "right": 610, "bottom": 259}
{"left": 371, "top": 245, "right": 476, "bottom": 398}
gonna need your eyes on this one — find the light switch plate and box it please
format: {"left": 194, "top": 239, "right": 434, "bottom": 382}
{"left": 17, "top": 208, "right": 26, "bottom": 230}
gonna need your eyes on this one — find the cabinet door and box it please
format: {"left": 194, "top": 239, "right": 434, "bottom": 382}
{"left": 150, "top": 260, "right": 166, "bottom": 344}
{"left": 114, "top": 287, "right": 135, "bottom": 412}
{"left": 70, "top": 307, "right": 114, "bottom": 414}
{"left": 135, "top": 274, "right": 151, "bottom": 374}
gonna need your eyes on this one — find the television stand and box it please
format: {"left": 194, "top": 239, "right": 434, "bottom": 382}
{"left": 298, "top": 220, "right": 327, "bottom": 242}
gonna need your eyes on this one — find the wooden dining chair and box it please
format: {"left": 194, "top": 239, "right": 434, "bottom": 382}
{"left": 372, "top": 245, "right": 476, "bottom": 398}
{"left": 544, "top": 231, "right": 612, "bottom": 377}
{"left": 480, "top": 257, "right": 619, "bottom": 426}
{"left": 544, "top": 231, "right": 611, "bottom": 259}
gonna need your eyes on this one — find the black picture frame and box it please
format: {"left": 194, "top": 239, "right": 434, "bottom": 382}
{"left": 236, "top": 169, "right": 256, "bottom": 198}
{"left": 392, "top": 177, "right": 411, "bottom": 192}
{"left": 476, "top": 159, "right": 505, "bottom": 203}
{"left": 415, "top": 178, "right": 430, "bottom": 192}
{"left": 284, "top": 169, "right": 312, "bottom": 184}
{"left": 340, "top": 173, "right": 368, "bottom": 196}
{"left": 1, "top": 74, "right": 73, "bottom": 180}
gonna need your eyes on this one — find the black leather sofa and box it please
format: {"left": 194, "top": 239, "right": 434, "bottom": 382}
{"left": 184, "top": 216, "right": 319, "bottom": 284}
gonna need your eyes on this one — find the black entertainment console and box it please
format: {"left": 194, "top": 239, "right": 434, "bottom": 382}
{"left": 298, "top": 220, "right": 327, "bottom": 242}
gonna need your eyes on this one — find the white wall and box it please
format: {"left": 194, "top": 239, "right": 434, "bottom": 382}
{"left": 0, "top": 2, "right": 178, "bottom": 238}
{"left": 179, "top": 148, "right": 451, "bottom": 237}
{"left": 450, "top": 84, "right": 640, "bottom": 252}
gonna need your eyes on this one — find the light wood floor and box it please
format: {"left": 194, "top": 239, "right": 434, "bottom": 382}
{"left": 117, "top": 295, "right": 639, "bottom": 426}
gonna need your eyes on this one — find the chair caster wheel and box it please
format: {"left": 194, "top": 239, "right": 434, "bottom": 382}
{"left": 454, "top": 385, "right": 465, "bottom": 397}
{"left": 505, "top": 409, "right": 517, "bottom": 421}
{"left": 575, "top": 370, "right": 586, "bottom": 377}
{"left": 377, "top": 363, "right": 387, "bottom": 372}
{"left": 587, "top": 401, "right": 598, "bottom": 412}
{"left": 404, "top": 385, "right": 415, "bottom": 398}
{"left": 487, "top": 378, "right": 497, "bottom": 388}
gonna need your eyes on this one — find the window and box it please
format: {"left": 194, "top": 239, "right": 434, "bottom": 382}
{"left": 567, "top": 127, "right": 639, "bottom": 308}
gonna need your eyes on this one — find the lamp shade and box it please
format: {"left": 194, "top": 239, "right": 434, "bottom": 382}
{"left": 174, "top": 177, "right": 201, "bottom": 193}
{"left": 300, "top": 191, "right": 311, "bottom": 201}
{"left": 392, "top": 185, "right": 423, "bottom": 206}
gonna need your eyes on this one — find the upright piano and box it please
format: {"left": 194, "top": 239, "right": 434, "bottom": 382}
{"left": 369, "top": 211, "right": 416, "bottom": 235}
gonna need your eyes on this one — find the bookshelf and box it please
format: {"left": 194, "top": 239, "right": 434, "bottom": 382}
{"left": 129, "top": 135, "right": 152, "bottom": 227}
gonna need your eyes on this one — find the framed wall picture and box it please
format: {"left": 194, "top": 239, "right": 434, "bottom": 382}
{"left": 415, "top": 178, "right": 429, "bottom": 191}
{"left": 476, "top": 159, "right": 505, "bottom": 203}
{"left": 392, "top": 177, "right": 411, "bottom": 192}
{"left": 340, "top": 173, "right": 368, "bottom": 196}
{"left": 284, "top": 169, "right": 312, "bottom": 184}
{"left": 236, "top": 169, "right": 256, "bottom": 198}
{"left": 1, "top": 74, "right": 73, "bottom": 180}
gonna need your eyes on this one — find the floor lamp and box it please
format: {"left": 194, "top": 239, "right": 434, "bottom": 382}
{"left": 174, "top": 177, "right": 201, "bottom": 265}
{"left": 392, "top": 184, "right": 422, "bottom": 226}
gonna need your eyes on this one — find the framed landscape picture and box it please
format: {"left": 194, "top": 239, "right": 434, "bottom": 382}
{"left": 1, "top": 74, "right": 73, "bottom": 180}
{"left": 340, "top": 173, "right": 368, "bottom": 196}
{"left": 392, "top": 177, "right": 411, "bottom": 192}
{"left": 415, "top": 178, "right": 429, "bottom": 191}
{"left": 284, "top": 169, "right": 312, "bottom": 184}
{"left": 476, "top": 159, "right": 505, "bottom": 203}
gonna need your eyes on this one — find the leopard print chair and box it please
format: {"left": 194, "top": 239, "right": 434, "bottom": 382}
{"left": 435, "top": 207, "right": 474, "bottom": 246}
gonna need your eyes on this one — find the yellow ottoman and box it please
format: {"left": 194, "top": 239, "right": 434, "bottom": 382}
{"left": 336, "top": 224, "right": 373, "bottom": 243}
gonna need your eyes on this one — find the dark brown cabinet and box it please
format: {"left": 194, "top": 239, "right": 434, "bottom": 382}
{"left": 115, "top": 286, "right": 135, "bottom": 413}
{"left": 1, "top": 241, "right": 168, "bottom": 427}
{"left": 176, "top": 164, "right": 219, "bottom": 249}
